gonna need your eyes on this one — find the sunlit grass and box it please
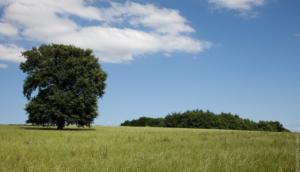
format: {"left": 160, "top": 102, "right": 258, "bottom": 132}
{"left": 0, "top": 125, "right": 298, "bottom": 172}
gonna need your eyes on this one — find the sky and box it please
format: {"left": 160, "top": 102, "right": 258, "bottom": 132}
{"left": 0, "top": 0, "right": 299, "bottom": 131}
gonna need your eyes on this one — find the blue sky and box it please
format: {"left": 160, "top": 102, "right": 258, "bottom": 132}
{"left": 0, "top": 0, "right": 299, "bottom": 131}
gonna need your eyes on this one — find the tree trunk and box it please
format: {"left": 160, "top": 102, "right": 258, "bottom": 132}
{"left": 57, "top": 118, "right": 65, "bottom": 130}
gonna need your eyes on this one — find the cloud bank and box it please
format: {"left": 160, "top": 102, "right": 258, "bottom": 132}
{"left": 0, "top": 44, "right": 25, "bottom": 62}
{"left": 0, "top": 0, "right": 210, "bottom": 63}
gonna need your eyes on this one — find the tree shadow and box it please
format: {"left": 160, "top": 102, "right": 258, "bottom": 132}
{"left": 19, "top": 126, "right": 96, "bottom": 131}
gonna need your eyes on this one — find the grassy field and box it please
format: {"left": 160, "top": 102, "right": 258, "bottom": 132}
{"left": 0, "top": 125, "right": 299, "bottom": 172}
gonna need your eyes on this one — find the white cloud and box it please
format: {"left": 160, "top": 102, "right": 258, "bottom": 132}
{"left": 0, "top": 22, "right": 18, "bottom": 37}
{"left": 54, "top": 27, "right": 210, "bottom": 63}
{"left": 0, "top": 44, "right": 25, "bottom": 62}
{"left": 208, "top": 0, "right": 265, "bottom": 13}
{"left": 0, "top": 0, "right": 12, "bottom": 6}
{"left": 0, "top": 0, "right": 210, "bottom": 63}
{"left": 102, "top": 2, "right": 195, "bottom": 35}
{"left": 0, "top": 63, "right": 8, "bottom": 69}
{"left": 295, "top": 33, "right": 300, "bottom": 38}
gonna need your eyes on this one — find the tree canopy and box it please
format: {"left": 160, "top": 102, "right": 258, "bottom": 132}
{"left": 121, "top": 110, "right": 289, "bottom": 132}
{"left": 20, "top": 44, "right": 107, "bottom": 129}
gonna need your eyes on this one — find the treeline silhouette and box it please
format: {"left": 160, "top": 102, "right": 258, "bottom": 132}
{"left": 121, "top": 110, "right": 289, "bottom": 132}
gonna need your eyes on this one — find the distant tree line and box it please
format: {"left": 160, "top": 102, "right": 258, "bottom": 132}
{"left": 121, "top": 110, "right": 289, "bottom": 132}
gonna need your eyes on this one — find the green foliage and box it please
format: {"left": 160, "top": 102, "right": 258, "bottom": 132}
{"left": 121, "top": 109, "right": 289, "bottom": 132}
{"left": 122, "top": 117, "right": 165, "bottom": 127}
{"left": 20, "top": 44, "right": 107, "bottom": 129}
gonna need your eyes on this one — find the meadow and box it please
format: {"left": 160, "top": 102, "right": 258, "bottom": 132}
{"left": 0, "top": 125, "right": 298, "bottom": 172}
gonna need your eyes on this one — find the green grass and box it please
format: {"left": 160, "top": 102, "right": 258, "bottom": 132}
{"left": 0, "top": 125, "right": 299, "bottom": 172}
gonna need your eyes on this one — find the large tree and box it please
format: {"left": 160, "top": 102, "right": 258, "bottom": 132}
{"left": 20, "top": 44, "right": 107, "bottom": 129}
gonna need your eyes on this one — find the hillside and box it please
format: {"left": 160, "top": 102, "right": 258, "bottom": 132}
{"left": 0, "top": 125, "right": 298, "bottom": 172}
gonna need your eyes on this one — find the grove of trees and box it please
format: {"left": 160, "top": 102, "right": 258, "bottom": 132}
{"left": 20, "top": 44, "right": 107, "bottom": 129}
{"left": 121, "top": 110, "right": 289, "bottom": 132}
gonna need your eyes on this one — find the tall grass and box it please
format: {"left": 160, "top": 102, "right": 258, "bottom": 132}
{"left": 0, "top": 125, "right": 298, "bottom": 172}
